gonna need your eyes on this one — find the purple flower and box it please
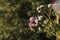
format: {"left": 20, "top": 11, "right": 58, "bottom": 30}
{"left": 29, "top": 17, "right": 38, "bottom": 29}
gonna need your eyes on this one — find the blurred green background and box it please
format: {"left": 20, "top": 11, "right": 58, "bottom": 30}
{"left": 0, "top": 0, "right": 60, "bottom": 40}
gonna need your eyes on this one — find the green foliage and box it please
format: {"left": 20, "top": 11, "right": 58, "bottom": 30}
{"left": 0, "top": 0, "right": 59, "bottom": 40}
